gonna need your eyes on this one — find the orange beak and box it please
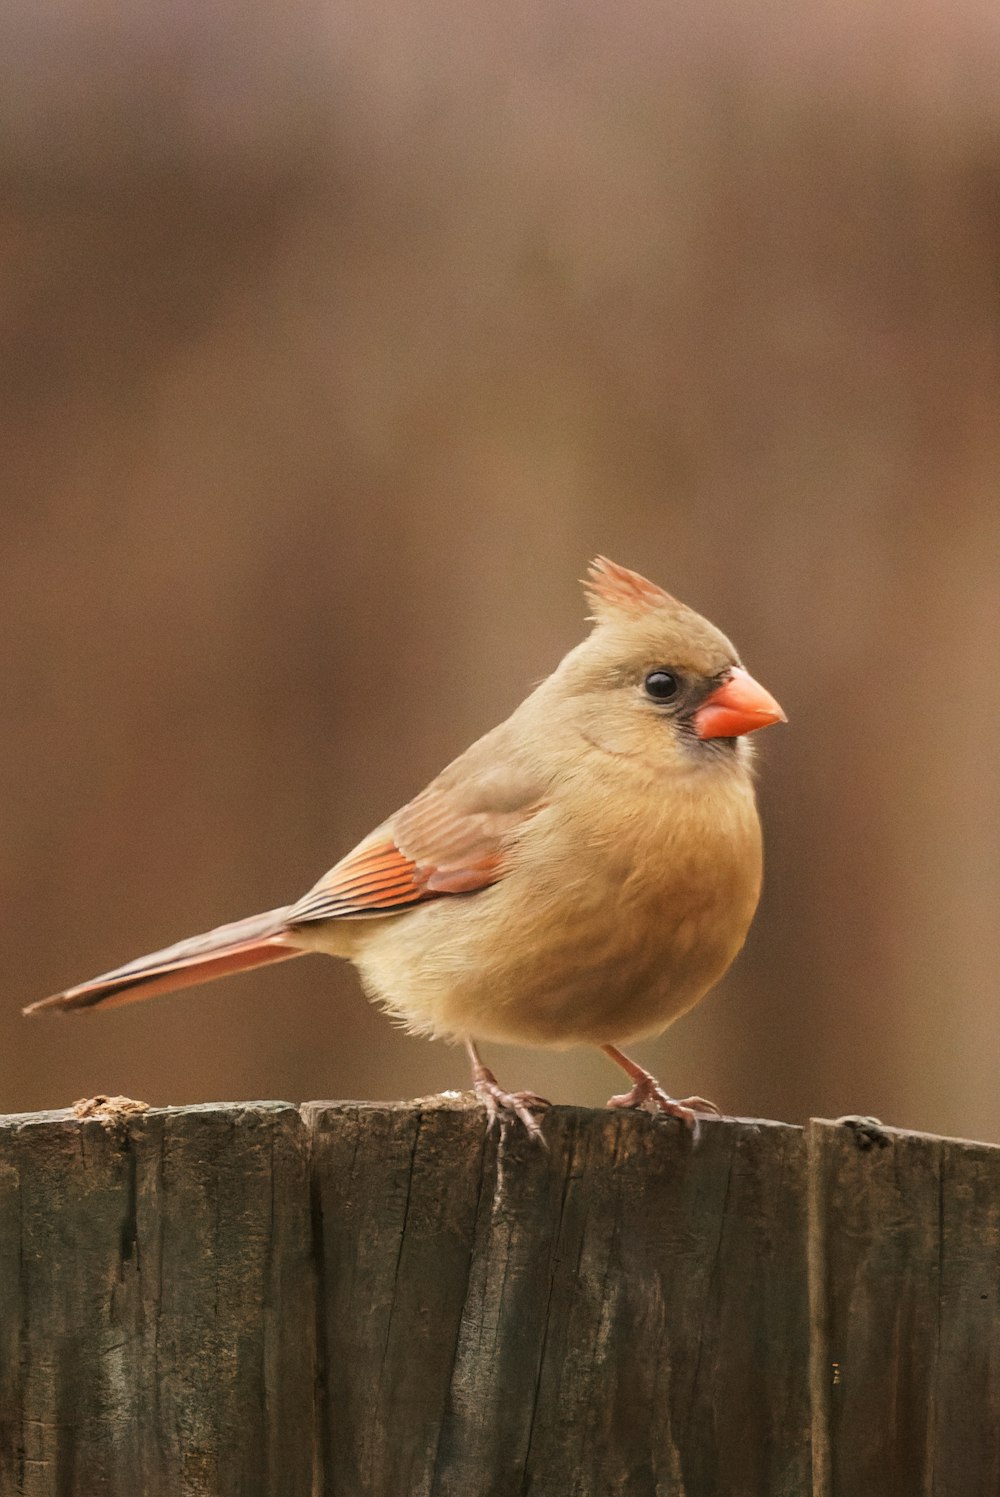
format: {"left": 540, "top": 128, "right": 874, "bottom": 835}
{"left": 693, "top": 666, "right": 787, "bottom": 740}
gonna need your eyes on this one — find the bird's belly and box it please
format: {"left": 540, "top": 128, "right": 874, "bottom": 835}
{"left": 344, "top": 837, "right": 760, "bottom": 1048}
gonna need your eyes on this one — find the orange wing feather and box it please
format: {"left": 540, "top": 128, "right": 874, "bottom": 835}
{"left": 285, "top": 837, "right": 507, "bottom": 926}
{"left": 288, "top": 840, "right": 429, "bottom": 922}
{"left": 285, "top": 784, "right": 537, "bottom": 927}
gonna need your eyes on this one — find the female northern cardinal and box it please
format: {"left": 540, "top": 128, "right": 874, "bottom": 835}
{"left": 26, "top": 559, "right": 785, "bottom": 1136}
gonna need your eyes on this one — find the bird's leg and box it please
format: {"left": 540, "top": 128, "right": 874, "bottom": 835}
{"left": 601, "top": 1044, "right": 720, "bottom": 1131}
{"left": 465, "top": 1039, "right": 550, "bottom": 1142}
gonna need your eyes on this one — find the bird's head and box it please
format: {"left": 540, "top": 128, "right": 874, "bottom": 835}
{"left": 545, "top": 557, "right": 786, "bottom": 770}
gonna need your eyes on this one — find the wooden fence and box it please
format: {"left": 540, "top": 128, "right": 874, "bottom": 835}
{"left": 1, "top": 1099, "right": 998, "bottom": 1495}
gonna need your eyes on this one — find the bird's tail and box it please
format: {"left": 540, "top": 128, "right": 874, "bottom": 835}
{"left": 23, "top": 907, "right": 303, "bottom": 1015}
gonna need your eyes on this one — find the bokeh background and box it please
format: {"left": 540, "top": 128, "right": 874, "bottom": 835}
{"left": 3, "top": 0, "right": 999, "bottom": 1141}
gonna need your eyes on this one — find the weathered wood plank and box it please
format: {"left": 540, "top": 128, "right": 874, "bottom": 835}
{"left": 8, "top": 1101, "right": 1000, "bottom": 1497}
{"left": 307, "top": 1102, "right": 810, "bottom": 1497}
{"left": 304, "top": 1098, "right": 489, "bottom": 1497}
{"left": 0, "top": 1102, "right": 315, "bottom": 1497}
{"left": 808, "top": 1119, "right": 1000, "bottom": 1497}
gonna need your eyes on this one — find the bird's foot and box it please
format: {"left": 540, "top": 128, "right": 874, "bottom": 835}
{"left": 470, "top": 1064, "right": 550, "bottom": 1144}
{"left": 606, "top": 1074, "right": 720, "bottom": 1132}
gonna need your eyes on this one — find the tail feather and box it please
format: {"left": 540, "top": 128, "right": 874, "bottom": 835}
{"left": 24, "top": 907, "right": 303, "bottom": 1015}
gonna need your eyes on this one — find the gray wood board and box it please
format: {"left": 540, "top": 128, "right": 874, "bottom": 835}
{"left": 3, "top": 1101, "right": 999, "bottom": 1495}
{"left": 808, "top": 1118, "right": 1000, "bottom": 1497}
{"left": 305, "top": 1103, "right": 809, "bottom": 1497}
{"left": 0, "top": 1102, "right": 315, "bottom": 1497}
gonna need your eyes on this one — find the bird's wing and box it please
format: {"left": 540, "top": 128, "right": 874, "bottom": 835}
{"left": 286, "top": 753, "right": 545, "bottom": 926}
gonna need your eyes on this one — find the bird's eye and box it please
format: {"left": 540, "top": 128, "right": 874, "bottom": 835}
{"left": 644, "top": 670, "right": 680, "bottom": 702}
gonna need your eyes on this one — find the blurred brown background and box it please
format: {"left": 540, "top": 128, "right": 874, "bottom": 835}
{"left": 3, "top": 0, "right": 999, "bottom": 1140}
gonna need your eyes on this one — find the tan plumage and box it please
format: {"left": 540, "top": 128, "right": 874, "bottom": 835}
{"left": 25, "top": 558, "right": 786, "bottom": 1133}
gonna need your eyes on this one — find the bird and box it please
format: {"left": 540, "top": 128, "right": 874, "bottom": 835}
{"left": 25, "top": 558, "right": 785, "bottom": 1138}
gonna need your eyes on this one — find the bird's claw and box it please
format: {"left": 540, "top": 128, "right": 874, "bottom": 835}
{"left": 606, "top": 1076, "right": 720, "bottom": 1133}
{"left": 471, "top": 1067, "right": 550, "bottom": 1144}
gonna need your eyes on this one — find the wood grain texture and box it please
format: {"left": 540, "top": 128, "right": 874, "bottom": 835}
{"left": 4, "top": 1102, "right": 1000, "bottom": 1496}
{"left": 0, "top": 1102, "right": 314, "bottom": 1497}
{"left": 307, "top": 1103, "right": 809, "bottom": 1497}
{"left": 808, "top": 1119, "right": 1000, "bottom": 1497}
